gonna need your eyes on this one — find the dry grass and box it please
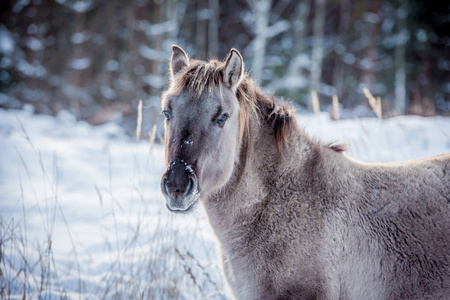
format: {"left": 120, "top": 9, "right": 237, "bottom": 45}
{"left": 1, "top": 105, "right": 227, "bottom": 300}
{"left": 332, "top": 95, "right": 340, "bottom": 121}
{"left": 149, "top": 124, "right": 157, "bottom": 152}
{"left": 1, "top": 121, "right": 77, "bottom": 299}
{"left": 136, "top": 99, "right": 143, "bottom": 141}
{"left": 0, "top": 114, "right": 225, "bottom": 300}
{"left": 311, "top": 90, "right": 320, "bottom": 116}
{"left": 363, "top": 87, "right": 382, "bottom": 120}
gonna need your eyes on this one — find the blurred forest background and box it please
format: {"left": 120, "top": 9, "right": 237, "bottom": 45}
{"left": 0, "top": 0, "right": 449, "bottom": 134}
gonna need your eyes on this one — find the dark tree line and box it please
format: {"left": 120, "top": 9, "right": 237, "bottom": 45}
{"left": 0, "top": 0, "right": 448, "bottom": 132}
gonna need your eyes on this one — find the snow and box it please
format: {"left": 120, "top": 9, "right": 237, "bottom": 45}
{"left": 0, "top": 70, "right": 11, "bottom": 84}
{"left": 1, "top": 108, "right": 225, "bottom": 299}
{"left": 266, "top": 20, "right": 290, "bottom": 38}
{"left": 197, "top": 8, "right": 213, "bottom": 21}
{"left": 106, "top": 59, "right": 119, "bottom": 71}
{"left": 298, "top": 112, "right": 450, "bottom": 163}
{"left": 1, "top": 108, "right": 449, "bottom": 299}
{"left": 137, "top": 20, "right": 177, "bottom": 36}
{"left": 12, "top": 0, "right": 31, "bottom": 13}
{"left": 359, "top": 57, "right": 374, "bottom": 70}
{"left": 343, "top": 53, "right": 356, "bottom": 65}
{"left": 416, "top": 29, "right": 428, "bottom": 43}
{"left": 142, "top": 73, "right": 167, "bottom": 89}
{"left": 71, "top": 32, "right": 90, "bottom": 44}
{"left": 334, "top": 43, "right": 346, "bottom": 55}
{"left": 396, "top": 29, "right": 410, "bottom": 46}
{"left": 1, "top": 56, "right": 12, "bottom": 68}
{"left": 71, "top": 0, "right": 94, "bottom": 13}
{"left": 0, "top": 93, "right": 20, "bottom": 108}
{"left": 69, "top": 57, "right": 91, "bottom": 70}
{"left": 26, "top": 36, "right": 44, "bottom": 51}
{"left": 382, "top": 17, "right": 395, "bottom": 33}
{"left": 138, "top": 44, "right": 162, "bottom": 61}
{"left": 17, "top": 59, "right": 47, "bottom": 78}
{"left": 27, "top": 23, "right": 38, "bottom": 35}
{"left": 0, "top": 25, "right": 14, "bottom": 54}
{"left": 318, "top": 82, "right": 338, "bottom": 97}
{"left": 55, "top": 0, "right": 95, "bottom": 13}
{"left": 363, "top": 12, "right": 380, "bottom": 24}
{"left": 100, "top": 85, "right": 117, "bottom": 99}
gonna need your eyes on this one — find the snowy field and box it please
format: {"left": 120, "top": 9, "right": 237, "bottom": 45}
{"left": 1, "top": 107, "right": 449, "bottom": 299}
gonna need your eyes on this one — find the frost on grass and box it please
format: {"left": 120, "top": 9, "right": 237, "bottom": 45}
{"left": 0, "top": 107, "right": 449, "bottom": 299}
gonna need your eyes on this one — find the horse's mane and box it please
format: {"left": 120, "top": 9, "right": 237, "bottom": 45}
{"left": 167, "top": 58, "right": 343, "bottom": 154}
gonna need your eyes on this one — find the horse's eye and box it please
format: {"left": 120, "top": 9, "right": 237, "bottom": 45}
{"left": 216, "top": 113, "right": 228, "bottom": 127}
{"left": 162, "top": 109, "right": 171, "bottom": 120}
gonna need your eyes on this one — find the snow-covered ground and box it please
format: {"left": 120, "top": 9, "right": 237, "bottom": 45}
{"left": 1, "top": 107, "right": 449, "bottom": 299}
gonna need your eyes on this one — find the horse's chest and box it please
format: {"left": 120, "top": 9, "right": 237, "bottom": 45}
{"left": 224, "top": 223, "right": 295, "bottom": 281}
{"left": 223, "top": 246, "right": 280, "bottom": 298}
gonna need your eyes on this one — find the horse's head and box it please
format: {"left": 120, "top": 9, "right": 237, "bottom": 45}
{"left": 160, "top": 46, "right": 244, "bottom": 213}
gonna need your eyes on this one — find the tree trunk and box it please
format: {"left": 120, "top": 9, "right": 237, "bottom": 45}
{"left": 69, "top": 11, "right": 86, "bottom": 116}
{"left": 208, "top": 0, "right": 220, "bottom": 58}
{"left": 332, "top": 0, "right": 350, "bottom": 96}
{"left": 195, "top": 0, "right": 208, "bottom": 60}
{"left": 165, "top": 0, "right": 178, "bottom": 46}
{"left": 292, "top": 0, "right": 311, "bottom": 58}
{"left": 149, "top": 1, "right": 162, "bottom": 97}
{"left": 362, "top": 0, "right": 381, "bottom": 89}
{"left": 250, "top": 0, "right": 272, "bottom": 84}
{"left": 309, "top": 0, "right": 326, "bottom": 110}
{"left": 395, "top": 1, "right": 408, "bottom": 114}
{"left": 124, "top": 3, "right": 139, "bottom": 105}
{"left": 287, "top": 0, "right": 311, "bottom": 80}
{"left": 100, "top": 0, "right": 116, "bottom": 104}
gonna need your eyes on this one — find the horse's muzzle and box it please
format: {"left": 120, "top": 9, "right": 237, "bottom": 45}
{"left": 161, "top": 162, "right": 199, "bottom": 213}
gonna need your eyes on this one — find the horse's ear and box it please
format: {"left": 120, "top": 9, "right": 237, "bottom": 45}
{"left": 222, "top": 48, "right": 244, "bottom": 90}
{"left": 170, "top": 45, "right": 189, "bottom": 77}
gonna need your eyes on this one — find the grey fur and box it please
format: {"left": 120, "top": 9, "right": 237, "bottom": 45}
{"left": 161, "top": 47, "right": 450, "bottom": 299}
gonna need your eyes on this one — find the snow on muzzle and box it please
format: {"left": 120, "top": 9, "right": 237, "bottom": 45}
{"left": 161, "top": 160, "right": 199, "bottom": 213}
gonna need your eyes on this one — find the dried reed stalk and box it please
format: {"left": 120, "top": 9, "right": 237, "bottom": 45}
{"left": 363, "top": 88, "right": 382, "bottom": 120}
{"left": 311, "top": 91, "right": 320, "bottom": 115}
{"left": 136, "top": 100, "right": 143, "bottom": 141}
{"left": 332, "top": 95, "right": 340, "bottom": 121}
{"left": 149, "top": 124, "right": 157, "bottom": 152}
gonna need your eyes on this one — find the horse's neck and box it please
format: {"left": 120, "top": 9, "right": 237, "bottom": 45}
{"left": 202, "top": 111, "right": 315, "bottom": 249}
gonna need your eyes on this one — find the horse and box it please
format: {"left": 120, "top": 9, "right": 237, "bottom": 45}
{"left": 160, "top": 45, "right": 450, "bottom": 299}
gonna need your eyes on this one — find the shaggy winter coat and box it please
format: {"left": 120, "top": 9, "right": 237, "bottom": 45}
{"left": 161, "top": 45, "right": 450, "bottom": 300}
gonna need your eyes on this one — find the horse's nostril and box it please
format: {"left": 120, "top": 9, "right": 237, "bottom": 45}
{"left": 173, "top": 177, "right": 194, "bottom": 197}
{"left": 164, "top": 176, "right": 192, "bottom": 197}
{"left": 183, "top": 178, "right": 191, "bottom": 194}
{"left": 162, "top": 162, "right": 198, "bottom": 201}
{"left": 186, "top": 177, "right": 196, "bottom": 196}
{"left": 161, "top": 176, "right": 169, "bottom": 197}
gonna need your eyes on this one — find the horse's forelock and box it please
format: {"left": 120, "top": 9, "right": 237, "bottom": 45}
{"left": 170, "top": 60, "right": 224, "bottom": 97}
